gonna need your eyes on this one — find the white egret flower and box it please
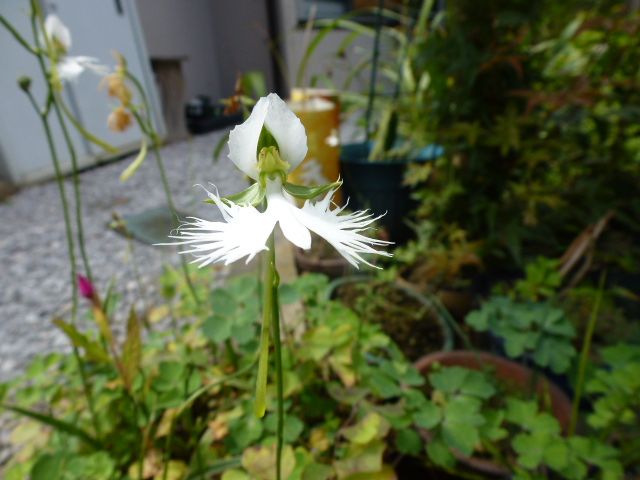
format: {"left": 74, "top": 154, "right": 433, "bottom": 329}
{"left": 167, "top": 93, "right": 392, "bottom": 269}
{"left": 44, "top": 14, "right": 107, "bottom": 82}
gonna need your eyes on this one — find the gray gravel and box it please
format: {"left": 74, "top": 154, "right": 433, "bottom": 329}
{"left": 0, "top": 130, "right": 247, "bottom": 382}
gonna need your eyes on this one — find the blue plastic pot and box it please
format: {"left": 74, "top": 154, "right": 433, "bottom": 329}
{"left": 340, "top": 142, "right": 442, "bottom": 243}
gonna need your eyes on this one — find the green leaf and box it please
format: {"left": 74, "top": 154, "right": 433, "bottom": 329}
{"left": 203, "top": 314, "right": 233, "bottom": 343}
{"left": 441, "top": 396, "right": 484, "bottom": 456}
{"left": 282, "top": 180, "right": 342, "bottom": 201}
{"left": 342, "top": 412, "right": 390, "bottom": 444}
{"left": 265, "top": 413, "right": 305, "bottom": 443}
{"left": 367, "top": 371, "right": 402, "bottom": 399}
{"left": 333, "top": 439, "right": 385, "bottom": 478}
{"left": 302, "top": 463, "right": 334, "bottom": 480}
{"left": 1, "top": 404, "right": 101, "bottom": 449}
{"left": 426, "top": 438, "right": 455, "bottom": 468}
{"left": 211, "top": 288, "right": 239, "bottom": 316}
{"left": 429, "top": 366, "right": 468, "bottom": 393}
{"left": 52, "top": 318, "right": 109, "bottom": 363}
{"left": 221, "top": 470, "right": 250, "bottom": 480}
{"left": 413, "top": 402, "right": 442, "bottom": 429}
{"left": 242, "top": 444, "right": 295, "bottom": 480}
{"left": 395, "top": 429, "right": 422, "bottom": 456}
{"left": 121, "top": 308, "right": 141, "bottom": 389}
{"left": 119, "top": 138, "right": 147, "bottom": 181}
{"left": 31, "top": 453, "right": 64, "bottom": 480}
{"left": 229, "top": 414, "right": 264, "bottom": 449}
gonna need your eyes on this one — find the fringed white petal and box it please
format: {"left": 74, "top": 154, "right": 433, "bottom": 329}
{"left": 58, "top": 56, "right": 108, "bottom": 82}
{"left": 227, "top": 96, "right": 269, "bottom": 179}
{"left": 162, "top": 188, "right": 276, "bottom": 267}
{"left": 227, "top": 93, "right": 307, "bottom": 179}
{"left": 289, "top": 189, "right": 392, "bottom": 269}
{"left": 44, "top": 14, "right": 72, "bottom": 50}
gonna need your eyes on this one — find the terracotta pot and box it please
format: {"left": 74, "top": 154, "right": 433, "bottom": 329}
{"left": 294, "top": 248, "right": 350, "bottom": 279}
{"left": 414, "top": 350, "right": 573, "bottom": 477}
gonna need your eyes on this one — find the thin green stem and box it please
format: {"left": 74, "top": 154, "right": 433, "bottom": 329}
{"left": 365, "top": 0, "right": 385, "bottom": 141}
{"left": 27, "top": 2, "right": 101, "bottom": 439}
{"left": 149, "top": 143, "right": 200, "bottom": 305}
{"left": 57, "top": 96, "right": 118, "bottom": 154}
{"left": 569, "top": 272, "right": 606, "bottom": 436}
{"left": 255, "top": 243, "right": 274, "bottom": 418}
{"left": 267, "top": 235, "right": 284, "bottom": 480}
{"left": 0, "top": 14, "right": 37, "bottom": 55}
{"left": 53, "top": 95, "right": 93, "bottom": 282}
{"left": 127, "top": 74, "right": 201, "bottom": 307}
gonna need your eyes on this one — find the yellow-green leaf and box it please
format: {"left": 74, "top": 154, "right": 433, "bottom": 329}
{"left": 120, "top": 139, "right": 148, "bottom": 182}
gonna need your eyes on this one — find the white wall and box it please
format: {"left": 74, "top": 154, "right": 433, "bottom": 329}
{"left": 135, "top": 0, "right": 276, "bottom": 101}
{"left": 135, "top": 0, "right": 222, "bottom": 101}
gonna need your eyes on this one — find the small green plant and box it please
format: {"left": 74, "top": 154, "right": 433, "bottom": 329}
{"left": 586, "top": 343, "right": 640, "bottom": 469}
{"left": 466, "top": 297, "right": 576, "bottom": 374}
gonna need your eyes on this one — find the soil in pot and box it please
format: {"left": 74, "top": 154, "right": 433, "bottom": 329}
{"left": 333, "top": 281, "right": 451, "bottom": 360}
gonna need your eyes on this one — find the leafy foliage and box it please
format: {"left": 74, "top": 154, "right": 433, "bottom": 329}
{"left": 466, "top": 296, "right": 576, "bottom": 373}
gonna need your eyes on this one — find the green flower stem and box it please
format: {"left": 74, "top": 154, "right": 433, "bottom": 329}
{"left": 253, "top": 234, "right": 284, "bottom": 479}
{"left": 52, "top": 95, "right": 93, "bottom": 282}
{"left": 57, "top": 96, "right": 118, "bottom": 154}
{"left": 24, "top": 89, "right": 101, "bottom": 439}
{"left": 127, "top": 77, "right": 201, "bottom": 307}
{"left": 254, "top": 239, "right": 274, "bottom": 418}
{"left": 27, "top": 2, "right": 101, "bottom": 439}
{"left": 0, "top": 14, "right": 37, "bottom": 55}
{"left": 266, "top": 234, "right": 284, "bottom": 480}
{"left": 364, "top": 0, "right": 385, "bottom": 141}
{"left": 569, "top": 272, "right": 606, "bottom": 436}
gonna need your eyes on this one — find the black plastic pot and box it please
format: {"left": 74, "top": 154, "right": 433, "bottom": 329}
{"left": 340, "top": 142, "right": 442, "bottom": 243}
{"left": 185, "top": 95, "right": 242, "bottom": 134}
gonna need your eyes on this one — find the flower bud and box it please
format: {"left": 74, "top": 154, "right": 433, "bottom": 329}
{"left": 77, "top": 274, "right": 95, "bottom": 300}
{"left": 107, "top": 106, "right": 133, "bottom": 133}
{"left": 17, "top": 76, "right": 32, "bottom": 92}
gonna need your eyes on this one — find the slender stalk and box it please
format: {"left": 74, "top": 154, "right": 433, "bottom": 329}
{"left": 365, "top": 0, "right": 385, "bottom": 141}
{"left": 254, "top": 242, "right": 274, "bottom": 418}
{"left": 569, "top": 272, "right": 606, "bottom": 436}
{"left": 26, "top": 3, "right": 101, "bottom": 438}
{"left": 0, "top": 14, "right": 37, "bottom": 54}
{"left": 127, "top": 73, "right": 201, "bottom": 306}
{"left": 53, "top": 96, "right": 94, "bottom": 282}
{"left": 267, "top": 235, "right": 284, "bottom": 480}
{"left": 149, "top": 143, "right": 201, "bottom": 305}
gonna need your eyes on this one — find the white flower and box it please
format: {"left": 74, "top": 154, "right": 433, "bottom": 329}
{"left": 166, "top": 93, "right": 392, "bottom": 268}
{"left": 44, "top": 14, "right": 108, "bottom": 82}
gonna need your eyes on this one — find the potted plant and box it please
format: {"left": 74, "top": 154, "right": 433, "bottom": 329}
{"left": 326, "top": 274, "right": 454, "bottom": 359}
{"left": 301, "top": 0, "right": 442, "bottom": 243}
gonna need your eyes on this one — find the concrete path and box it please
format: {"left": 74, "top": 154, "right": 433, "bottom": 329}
{"left": 0, "top": 130, "right": 247, "bottom": 381}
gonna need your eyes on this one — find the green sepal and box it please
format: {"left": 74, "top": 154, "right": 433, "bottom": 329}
{"left": 283, "top": 179, "right": 343, "bottom": 200}
{"left": 204, "top": 182, "right": 265, "bottom": 207}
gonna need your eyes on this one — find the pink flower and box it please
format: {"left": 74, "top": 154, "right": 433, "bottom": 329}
{"left": 77, "top": 274, "right": 95, "bottom": 300}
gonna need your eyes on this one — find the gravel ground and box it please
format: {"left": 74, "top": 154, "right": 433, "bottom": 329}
{"left": 0, "top": 130, "right": 247, "bottom": 382}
